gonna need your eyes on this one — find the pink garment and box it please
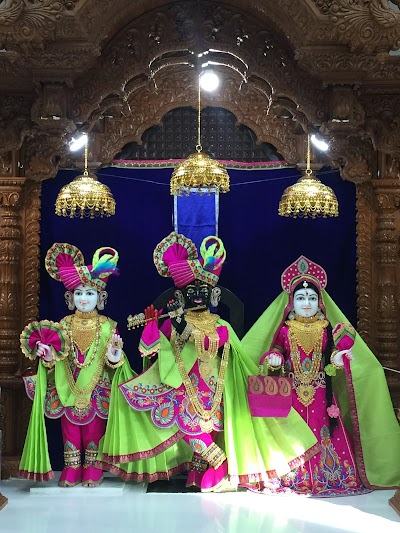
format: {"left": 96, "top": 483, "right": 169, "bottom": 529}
{"left": 182, "top": 432, "right": 227, "bottom": 491}
{"left": 120, "top": 317, "right": 230, "bottom": 491}
{"left": 23, "top": 345, "right": 112, "bottom": 424}
{"left": 59, "top": 414, "right": 106, "bottom": 486}
{"left": 121, "top": 324, "right": 228, "bottom": 435}
{"left": 264, "top": 325, "right": 368, "bottom": 497}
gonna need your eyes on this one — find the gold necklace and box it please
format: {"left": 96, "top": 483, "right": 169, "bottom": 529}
{"left": 185, "top": 310, "right": 220, "bottom": 335}
{"left": 63, "top": 330, "right": 112, "bottom": 409}
{"left": 286, "top": 319, "right": 328, "bottom": 355}
{"left": 193, "top": 330, "right": 220, "bottom": 361}
{"left": 294, "top": 315, "right": 319, "bottom": 324}
{"left": 192, "top": 329, "right": 220, "bottom": 380}
{"left": 171, "top": 329, "right": 230, "bottom": 433}
{"left": 64, "top": 313, "right": 102, "bottom": 369}
{"left": 288, "top": 321, "right": 326, "bottom": 407}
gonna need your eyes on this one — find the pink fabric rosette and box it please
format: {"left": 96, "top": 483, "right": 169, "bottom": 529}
{"left": 20, "top": 320, "right": 70, "bottom": 361}
{"left": 327, "top": 404, "right": 340, "bottom": 418}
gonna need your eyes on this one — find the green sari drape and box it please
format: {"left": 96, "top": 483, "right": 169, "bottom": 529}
{"left": 19, "top": 318, "right": 124, "bottom": 480}
{"left": 242, "top": 291, "right": 400, "bottom": 488}
{"left": 97, "top": 319, "right": 319, "bottom": 483}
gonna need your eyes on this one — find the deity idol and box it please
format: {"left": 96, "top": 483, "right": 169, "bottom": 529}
{"left": 19, "top": 243, "right": 127, "bottom": 487}
{"left": 242, "top": 256, "right": 400, "bottom": 496}
{"left": 97, "top": 233, "right": 320, "bottom": 491}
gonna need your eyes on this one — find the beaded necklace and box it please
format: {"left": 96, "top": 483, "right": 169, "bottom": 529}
{"left": 171, "top": 328, "right": 230, "bottom": 433}
{"left": 287, "top": 318, "right": 328, "bottom": 406}
{"left": 186, "top": 310, "right": 221, "bottom": 380}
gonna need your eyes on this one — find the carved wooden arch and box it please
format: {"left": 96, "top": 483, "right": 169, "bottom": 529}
{"left": 71, "top": 0, "right": 328, "bottom": 131}
{"left": 97, "top": 71, "right": 300, "bottom": 165}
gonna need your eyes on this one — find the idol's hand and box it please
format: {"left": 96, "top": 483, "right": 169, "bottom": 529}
{"left": 267, "top": 353, "right": 283, "bottom": 368}
{"left": 167, "top": 299, "right": 186, "bottom": 334}
{"left": 107, "top": 333, "right": 123, "bottom": 362}
{"left": 332, "top": 348, "right": 354, "bottom": 368}
{"left": 145, "top": 305, "right": 159, "bottom": 324}
{"left": 35, "top": 342, "right": 53, "bottom": 362}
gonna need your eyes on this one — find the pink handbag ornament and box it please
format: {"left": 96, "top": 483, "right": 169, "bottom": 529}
{"left": 247, "top": 353, "right": 292, "bottom": 418}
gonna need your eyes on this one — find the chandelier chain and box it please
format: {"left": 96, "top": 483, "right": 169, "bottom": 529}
{"left": 197, "top": 77, "right": 202, "bottom": 152}
{"left": 84, "top": 135, "right": 89, "bottom": 177}
{"left": 306, "top": 134, "right": 312, "bottom": 176}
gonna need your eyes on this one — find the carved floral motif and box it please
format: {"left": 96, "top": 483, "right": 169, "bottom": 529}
{"left": 0, "top": 153, "right": 12, "bottom": 176}
{"left": 327, "top": 135, "right": 374, "bottom": 183}
{"left": 0, "top": 0, "right": 64, "bottom": 41}
{"left": 313, "top": 0, "right": 400, "bottom": 55}
{"left": 23, "top": 129, "right": 69, "bottom": 181}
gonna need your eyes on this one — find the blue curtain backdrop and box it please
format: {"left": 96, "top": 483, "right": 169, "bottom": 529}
{"left": 40, "top": 165, "right": 357, "bottom": 362}
{"left": 39, "top": 165, "right": 356, "bottom": 468}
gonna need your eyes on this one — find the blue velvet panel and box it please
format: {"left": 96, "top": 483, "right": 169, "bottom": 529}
{"left": 40, "top": 165, "right": 356, "bottom": 372}
{"left": 40, "top": 164, "right": 356, "bottom": 469}
{"left": 174, "top": 188, "right": 218, "bottom": 250}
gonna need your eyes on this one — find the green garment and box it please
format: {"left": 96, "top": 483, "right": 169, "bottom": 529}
{"left": 98, "top": 319, "right": 319, "bottom": 483}
{"left": 242, "top": 291, "right": 400, "bottom": 488}
{"left": 18, "top": 317, "right": 127, "bottom": 480}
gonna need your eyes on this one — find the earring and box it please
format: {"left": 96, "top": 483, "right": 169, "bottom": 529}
{"left": 65, "top": 291, "right": 75, "bottom": 311}
{"left": 288, "top": 309, "right": 296, "bottom": 321}
{"left": 210, "top": 287, "right": 221, "bottom": 308}
{"left": 316, "top": 307, "right": 325, "bottom": 320}
{"left": 97, "top": 291, "right": 108, "bottom": 311}
{"left": 174, "top": 289, "right": 185, "bottom": 308}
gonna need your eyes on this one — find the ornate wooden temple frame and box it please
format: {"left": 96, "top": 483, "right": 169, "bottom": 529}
{"left": 0, "top": 0, "right": 399, "bottom": 480}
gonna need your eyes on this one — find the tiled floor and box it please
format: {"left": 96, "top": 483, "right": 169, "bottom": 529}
{"left": 0, "top": 474, "right": 399, "bottom": 533}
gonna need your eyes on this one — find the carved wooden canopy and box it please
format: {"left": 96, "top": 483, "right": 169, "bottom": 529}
{"left": 0, "top": 0, "right": 400, "bottom": 179}
{"left": 0, "top": 0, "right": 400, "bottom": 477}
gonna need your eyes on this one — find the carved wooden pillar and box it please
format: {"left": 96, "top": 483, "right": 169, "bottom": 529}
{"left": 372, "top": 180, "right": 400, "bottom": 405}
{"left": 0, "top": 178, "right": 26, "bottom": 477}
{"left": 355, "top": 182, "right": 376, "bottom": 350}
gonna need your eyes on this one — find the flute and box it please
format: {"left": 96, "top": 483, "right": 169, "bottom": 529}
{"left": 127, "top": 305, "right": 207, "bottom": 330}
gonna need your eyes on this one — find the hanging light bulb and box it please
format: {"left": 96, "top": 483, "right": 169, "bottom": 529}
{"left": 199, "top": 69, "right": 220, "bottom": 92}
{"left": 311, "top": 134, "right": 329, "bottom": 152}
{"left": 170, "top": 76, "right": 230, "bottom": 196}
{"left": 55, "top": 135, "right": 116, "bottom": 218}
{"left": 278, "top": 134, "right": 339, "bottom": 218}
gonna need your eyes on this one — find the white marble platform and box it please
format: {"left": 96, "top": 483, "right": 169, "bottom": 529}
{"left": 7, "top": 472, "right": 146, "bottom": 496}
{"left": 0, "top": 476, "right": 399, "bottom": 533}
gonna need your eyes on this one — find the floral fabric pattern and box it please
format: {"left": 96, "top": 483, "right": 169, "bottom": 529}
{"left": 266, "top": 324, "right": 369, "bottom": 497}
{"left": 24, "top": 371, "right": 112, "bottom": 425}
{"left": 120, "top": 360, "right": 224, "bottom": 435}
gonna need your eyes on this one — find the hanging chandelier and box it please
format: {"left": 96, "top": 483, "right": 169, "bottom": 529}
{"left": 55, "top": 136, "right": 116, "bottom": 218}
{"left": 170, "top": 77, "right": 230, "bottom": 196}
{"left": 278, "top": 134, "right": 338, "bottom": 218}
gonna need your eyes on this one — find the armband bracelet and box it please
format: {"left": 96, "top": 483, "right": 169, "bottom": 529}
{"left": 330, "top": 350, "right": 344, "bottom": 370}
{"left": 178, "top": 323, "right": 193, "bottom": 343}
{"left": 266, "top": 363, "right": 283, "bottom": 373}
{"left": 41, "top": 359, "right": 56, "bottom": 369}
{"left": 105, "top": 353, "right": 125, "bottom": 369}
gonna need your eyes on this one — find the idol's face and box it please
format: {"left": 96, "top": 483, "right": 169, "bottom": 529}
{"left": 183, "top": 280, "right": 212, "bottom": 310}
{"left": 73, "top": 284, "right": 98, "bottom": 312}
{"left": 293, "top": 287, "right": 319, "bottom": 318}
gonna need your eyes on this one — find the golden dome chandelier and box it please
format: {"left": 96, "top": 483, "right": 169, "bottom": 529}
{"left": 170, "top": 76, "right": 230, "bottom": 196}
{"left": 278, "top": 134, "right": 339, "bottom": 219}
{"left": 55, "top": 135, "right": 116, "bottom": 218}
